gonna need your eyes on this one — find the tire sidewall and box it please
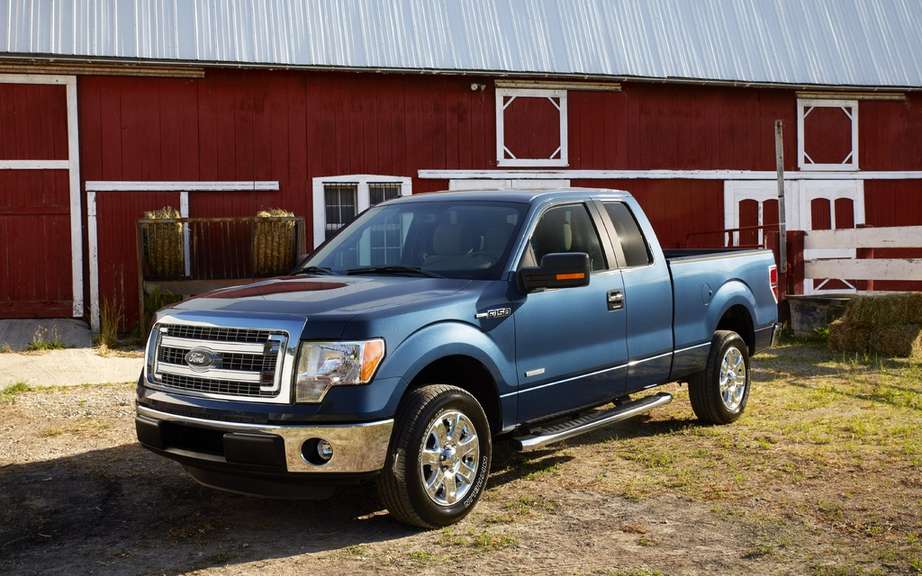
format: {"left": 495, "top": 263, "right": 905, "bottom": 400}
{"left": 403, "top": 389, "right": 492, "bottom": 527}
{"left": 711, "top": 333, "right": 751, "bottom": 421}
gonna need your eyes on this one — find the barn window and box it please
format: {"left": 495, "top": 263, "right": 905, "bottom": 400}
{"left": 797, "top": 99, "right": 858, "bottom": 171}
{"left": 311, "top": 175, "right": 412, "bottom": 248}
{"left": 496, "top": 88, "right": 568, "bottom": 167}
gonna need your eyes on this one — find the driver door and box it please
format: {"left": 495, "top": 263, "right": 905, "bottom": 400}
{"left": 513, "top": 202, "right": 628, "bottom": 423}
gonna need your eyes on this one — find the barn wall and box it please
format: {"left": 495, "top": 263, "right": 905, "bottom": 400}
{"left": 76, "top": 69, "right": 922, "bottom": 328}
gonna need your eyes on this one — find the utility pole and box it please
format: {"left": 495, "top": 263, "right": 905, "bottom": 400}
{"left": 774, "top": 120, "right": 787, "bottom": 291}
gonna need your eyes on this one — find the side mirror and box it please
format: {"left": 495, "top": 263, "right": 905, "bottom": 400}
{"left": 519, "top": 252, "right": 591, "bottom": 292}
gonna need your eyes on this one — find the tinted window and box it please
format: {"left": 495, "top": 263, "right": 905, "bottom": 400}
{"left": 305, "top": 201, "right": 526, "bottom": 280}
{"left": 525, "top": 204, "right": 606, "bottom": 271}
{"left": 604, "top": 202, "right": 652, "bottom": 267}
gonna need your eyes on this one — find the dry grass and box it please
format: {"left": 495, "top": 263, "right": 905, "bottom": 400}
{"left": 0, "top": 343, "right": 919, "bottom": 576}
{"left": 24, "top": 326, "right": 65, "bottom": 352}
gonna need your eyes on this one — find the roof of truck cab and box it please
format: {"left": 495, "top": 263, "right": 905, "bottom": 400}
{"left": 391, "top": 187, "right": 631, "bottom": 204}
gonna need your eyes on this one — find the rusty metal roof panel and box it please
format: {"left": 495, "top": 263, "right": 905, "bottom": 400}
{"left": 3, "top": 0, "right": 922, "bottom": 88}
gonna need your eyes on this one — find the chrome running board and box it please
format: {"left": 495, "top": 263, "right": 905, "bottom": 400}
{"left": 512, "top": 392, "right": 673, "bottom": 452}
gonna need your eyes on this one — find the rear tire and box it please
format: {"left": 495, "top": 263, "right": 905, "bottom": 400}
{"left": 378, "top": 384, "right": 492, "bottom": 528}
{"left": 688, "top": 330, "right": 750, "bottom": 424}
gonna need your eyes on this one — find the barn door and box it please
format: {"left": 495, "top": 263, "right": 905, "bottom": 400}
{"left": 0, "top": 76, "right": 82, "bottom": 319}
{"left": 799, "top": 180, "right": 864, "bottom": 294}
{"left": 723, "top": 181, "right": 799, "bottom": 248}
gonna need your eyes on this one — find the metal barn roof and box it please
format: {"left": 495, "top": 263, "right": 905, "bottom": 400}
{"left": 3, "top": 0, "right": 922, "bottom": 88}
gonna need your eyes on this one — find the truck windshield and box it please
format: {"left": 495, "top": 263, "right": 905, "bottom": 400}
{"left": 302, "top": 201, "right": 528, "bottom": 280}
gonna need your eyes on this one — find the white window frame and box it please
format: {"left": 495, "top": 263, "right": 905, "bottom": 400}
{"left": 797, "top": 98, "right": 859, "bottom": 172}
{"left": 311, "top": 175, "right": 412, "bottom": 248}
{"left": 496, "top": 88, "right": 568, "bottom": 168}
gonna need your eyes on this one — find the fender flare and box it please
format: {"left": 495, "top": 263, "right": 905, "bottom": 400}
{"left": 707, "top": 279, "right": 757, "bottom": 335}
{"left": 376, "top": 321, "right": 515, "bottom": 417}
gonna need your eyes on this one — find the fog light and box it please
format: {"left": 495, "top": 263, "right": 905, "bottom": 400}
{"left": 301, "top": 438, "right": 334, "bottom": 465}
{"left": 317, "top": 439, "right": 333, "bottom": 461}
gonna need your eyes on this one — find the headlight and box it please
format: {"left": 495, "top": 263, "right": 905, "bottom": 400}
{"left": 294, "top": 339, "right": 385, "bottom": 403}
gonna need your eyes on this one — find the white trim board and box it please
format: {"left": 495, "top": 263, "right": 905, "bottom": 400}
{"left": 85, "top": 180, "right": 279, "bottom": 191}
{"left": 0, "top": 160, "right": 70, "bottom": 169}
{"left": 86, "top": 180, "right": 280, "bottom": 332}
{"left": 418, "top": 169, "right": 922, "bottom": 181}
{"left": 0, "top": 73, "right": 83, "bottom": 319}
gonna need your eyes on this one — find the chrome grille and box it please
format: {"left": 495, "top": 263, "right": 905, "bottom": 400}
{"left": 158, "top": 373, "right": 272, "bottom": 398}
{"left": 162, "top": 325, "right": 274, "bottom": 344}
{"left": 157, "top": 346, "right": 278, "bottom": 373}
{"left": 149, "top": 323, "right": 288, "bottom": 401}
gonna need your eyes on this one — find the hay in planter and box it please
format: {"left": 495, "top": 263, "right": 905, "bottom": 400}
{"left": 842, "top": 293, "right": 922, "bottom": 327}
{"left": 253, "top": 208, "right": 296, "bottom": 276}
{"left": 142, "top": 206, "right": 184, "bottom": 279}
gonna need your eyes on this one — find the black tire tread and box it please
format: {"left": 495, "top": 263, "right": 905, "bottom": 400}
{"left": 688, "top": 330, "right": 747, "bottom": 425}
{"left": 377, "top": 384, "right": 459, "bottom": 529}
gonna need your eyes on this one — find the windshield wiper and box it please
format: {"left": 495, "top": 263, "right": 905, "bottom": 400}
{"left": 345, "top": 266, "right": 443, "bottom": 278}
{"left": 297, "top": 266, "right": 335, "bottom": 276}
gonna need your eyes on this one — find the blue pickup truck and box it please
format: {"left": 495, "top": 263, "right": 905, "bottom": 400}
{"left": 136, "top": 188, "right": 779, "bottom": 528}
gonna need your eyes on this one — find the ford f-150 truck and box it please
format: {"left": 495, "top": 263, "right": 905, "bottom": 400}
{"left": 136, "top": 188, "right": 779, "bottom": 528}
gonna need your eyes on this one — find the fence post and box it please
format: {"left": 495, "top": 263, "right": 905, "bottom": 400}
{"left": 786, "top": 230, "right": 806, "bottom": 295}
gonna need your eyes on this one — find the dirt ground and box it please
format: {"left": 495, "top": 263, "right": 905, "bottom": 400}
{"left": 1, "top": 342, "right": 920, "bottom": 576}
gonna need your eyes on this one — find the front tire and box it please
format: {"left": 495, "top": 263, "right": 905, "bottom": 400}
{"left": 378, "top": 385, "right": 492, "bottom": 528}
{"left": 688, "top": 330, "right": 751, "bottom": 424}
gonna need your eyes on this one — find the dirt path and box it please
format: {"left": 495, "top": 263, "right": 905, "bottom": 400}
{"left": 1, "top": 343, "right": 919, "bottom": 575}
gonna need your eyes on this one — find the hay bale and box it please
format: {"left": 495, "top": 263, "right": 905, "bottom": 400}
{"left": 253, "top": 208, "right": 296, "bottom": 276}
{"left": 829, "top": 318, "right": 922, "bottom": 358}
{"left": 142, "top": 206, "right": 184, "bottom": 279}
{"left": 875, "top": 324, "right": 922, "bottom": 358}
{"left": 842, "top": 293, "right": 922, "bottom": 326}
{"left": 828, "top": 319, "right": 872, "bottom": 354}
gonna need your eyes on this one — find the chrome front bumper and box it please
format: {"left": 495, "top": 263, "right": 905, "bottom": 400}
{"left": 136, "top": 405, "right": 394, "bottom": 474}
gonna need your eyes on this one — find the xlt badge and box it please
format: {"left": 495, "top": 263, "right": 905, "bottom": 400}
{"left": 475, "top": 307, "right": 512, "bottom": 320}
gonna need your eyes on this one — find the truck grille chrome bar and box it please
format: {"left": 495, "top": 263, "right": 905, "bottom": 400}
{"left": 148, "top": 321, "right": 292, "bottom": 401}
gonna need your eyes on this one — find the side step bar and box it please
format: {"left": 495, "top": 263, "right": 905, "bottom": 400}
{"left": 512, "top": 392, "right": 673, "bottom": 452}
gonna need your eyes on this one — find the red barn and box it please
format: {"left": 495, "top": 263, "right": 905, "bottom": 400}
{"left": 2, "top": 0, "right": 922, "bottom": 331}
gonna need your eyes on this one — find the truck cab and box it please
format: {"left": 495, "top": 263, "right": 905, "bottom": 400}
{"left": 136, "top": 188, "right": 779, "bottom": 527}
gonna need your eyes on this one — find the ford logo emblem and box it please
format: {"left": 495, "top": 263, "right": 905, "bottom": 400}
{"left": 185, "top": 348, "right": 216, "bottom": 371}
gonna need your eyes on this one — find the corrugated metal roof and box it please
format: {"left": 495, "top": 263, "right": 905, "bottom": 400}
{"left": 3, "top": 0, "right": 922, "bottom": 88}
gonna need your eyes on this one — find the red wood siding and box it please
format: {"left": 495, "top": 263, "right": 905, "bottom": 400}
{"left": 0, "top": 83, "right": 69, "bottom": 160}
{"left": 859, "top": 95, "right": 922, "bottom": 170}
{"left": 569, "top": 84, "right": 797, "bottom": 170}
{"left": 94, "top": 191, "right": 180, "bottom": 329}
{"left": 74, "top": 69, "right": 922, "bottom": 327}
{"left": 0, "top": 81, "right": 72, "bottom": 318}
{"left": 502, "top": 95, "right": 561, "bottom": 160}
{"left": 0, "top": 170, "right": 72, "bottom": 317}
{"left": 571, "top": 179, "right": 724, "bottom": 249}
{"left": 803, "top": 106, "right": 853, "bottom": 165}
{"left": 863, "top": 180, "right": 922, "bottom": 291}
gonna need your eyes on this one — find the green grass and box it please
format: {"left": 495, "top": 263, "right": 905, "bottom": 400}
{"left": 1, "top": 381, "right": 32, "bottom": 400}
{"left": 25, "top": 337, "right": 65, "bottom": 351}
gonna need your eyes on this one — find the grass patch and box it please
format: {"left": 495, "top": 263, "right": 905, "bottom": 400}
{"left": 38, "top": 418, "right": 112, "bottom": 438}
{"left": 25, "top": 326, "right": 65, "bottom": 352}
{"left": 1, "top": 343, "right": 12, "bottom": 353}
{"left": 437, "top": 528, "right": 517, "bottom": 551}
{"left": 1, "top": 381, "right": 32, "bottom": 400}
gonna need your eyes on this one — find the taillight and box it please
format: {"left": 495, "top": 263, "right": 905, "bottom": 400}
{"left": 769, "top": 264, "right": 779, "bottom": 303}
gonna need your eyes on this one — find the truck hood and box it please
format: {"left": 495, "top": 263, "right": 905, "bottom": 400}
{"left": 168, "top": 274, "right": 475, "bottom": 321}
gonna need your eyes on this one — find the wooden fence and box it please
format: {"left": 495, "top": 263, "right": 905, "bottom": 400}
{"left": 136, "top": 215, "right": 307, "bottom": 334}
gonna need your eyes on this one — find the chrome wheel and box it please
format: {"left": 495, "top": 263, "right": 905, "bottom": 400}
{"left": 418, "top": 410, "right": 480, "bottom": 506}
{"left": 719, "top": 346, "right": 747, "bottom": 412}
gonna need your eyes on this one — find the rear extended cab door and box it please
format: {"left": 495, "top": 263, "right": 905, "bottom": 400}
{"left": 592, "top": 197, "right": 675, "bottom": 393}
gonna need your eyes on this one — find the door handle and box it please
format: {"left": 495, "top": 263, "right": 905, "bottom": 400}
{"left": 607, "top": 289, "right": 624, "bottom": 310}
